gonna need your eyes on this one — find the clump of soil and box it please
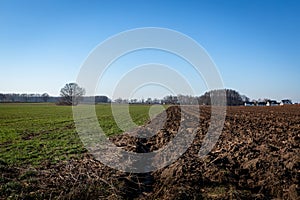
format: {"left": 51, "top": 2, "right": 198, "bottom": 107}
{"left": 1, "top": 105, "right": 299, "bottom": 199}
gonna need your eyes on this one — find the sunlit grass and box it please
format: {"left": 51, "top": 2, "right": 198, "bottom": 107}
{"left": 0, "top": 103, "right": 157, "bottom": 166}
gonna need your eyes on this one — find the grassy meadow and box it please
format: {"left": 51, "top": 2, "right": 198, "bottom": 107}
{"left": 0, "top": 103, "right": 153, "bottom": 167}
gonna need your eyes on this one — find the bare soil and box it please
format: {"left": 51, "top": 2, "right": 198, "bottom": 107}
{"left": 1, "top": 105, "right": 299, "bottom": 199}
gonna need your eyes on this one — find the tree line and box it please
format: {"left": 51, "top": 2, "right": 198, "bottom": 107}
{"left": 0, "top": 93, "right": 110, "bottom": 104}
{"left": 0, "top": 83, "right": 249, "bottom": 106}
{"left": 114, "top": 89, "right": 248, "bottom": 106}
{"left": 0, "top": 93, "right": 52, "bottom": 103}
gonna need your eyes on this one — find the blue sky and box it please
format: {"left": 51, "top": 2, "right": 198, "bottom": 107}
{"left": 0, "top": 0, "right": 299, "bottom": 102}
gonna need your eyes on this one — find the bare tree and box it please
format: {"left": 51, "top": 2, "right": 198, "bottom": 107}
{"left": 115, "top": 97, "right": 123, "bottom": 104}
{"left": 146, "top": 97, "right": 152, "bottom": 104}
{"left": 241, "top": 95, "right": 250, "bottom": 103}
{"left": 59, "top": 83, "right": 85, "bottom": 105}
{"left": 41, "top": 93, "right": 50, "bottom": 102}
{"left": 0, "top": 93, "right": 5, "bottom": 102}
{"left": 198, "top": 89, "right": 244, "bottom": 106}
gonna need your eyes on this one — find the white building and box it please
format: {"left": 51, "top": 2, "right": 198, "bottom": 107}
{"left": 280, "top": 99, "right": 292, "bottom": 105}
{"left": 266, "top": 100, "right": 279, "bottom": 106}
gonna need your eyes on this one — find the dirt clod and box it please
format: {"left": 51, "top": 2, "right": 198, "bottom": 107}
{"left": 1, "top": 105, "right": 299, "bottom": 199}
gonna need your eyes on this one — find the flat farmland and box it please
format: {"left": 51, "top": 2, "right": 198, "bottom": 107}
{"left": 0, "top": 103, "right": 152, "bottom": 166}
{"left": 0, "top": 104, "right": 299, "bottom": 199}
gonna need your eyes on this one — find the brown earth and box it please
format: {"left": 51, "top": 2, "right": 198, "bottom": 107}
{"left": 1, "top": 105, "right": 299, "bottom": 199}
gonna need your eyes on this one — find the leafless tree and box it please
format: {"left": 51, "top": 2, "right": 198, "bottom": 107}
{"left": 198, "top": 89, "right": 244, "bottom": 106}
{"left": 0, "top": 93, "right": 5, "bottom": 102}
{"left": 59, "top": 83, "right": 85, "bottom": 105}
{"left": 41, "top": 93, "right": 50, "bottom": 102}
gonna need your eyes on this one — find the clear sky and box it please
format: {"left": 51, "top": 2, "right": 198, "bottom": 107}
{"left": 0, "top": 0, "right": 299, "bottom": 102}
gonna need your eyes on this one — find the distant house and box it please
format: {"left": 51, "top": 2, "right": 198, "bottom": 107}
{"left": 244, "top": 101, "right": 255, "bottom": 106}
{"left": 280, "top": 99, "right": 292, "bottom": 105}
{"left": 266, "top": 100, "right": 279, "bottom": 106}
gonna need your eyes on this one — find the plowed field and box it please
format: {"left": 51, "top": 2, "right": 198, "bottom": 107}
{"left": 1, "top": 105, "right": 299, "bottom": 199}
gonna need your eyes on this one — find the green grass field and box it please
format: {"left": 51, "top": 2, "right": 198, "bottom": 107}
{"left": 0, "top": 103, "right": 154, "bottom": 166}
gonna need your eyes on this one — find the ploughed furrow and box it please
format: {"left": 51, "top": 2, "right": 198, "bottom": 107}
{"left": 1, "top": 105, "right": 299, "bottom": 200}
